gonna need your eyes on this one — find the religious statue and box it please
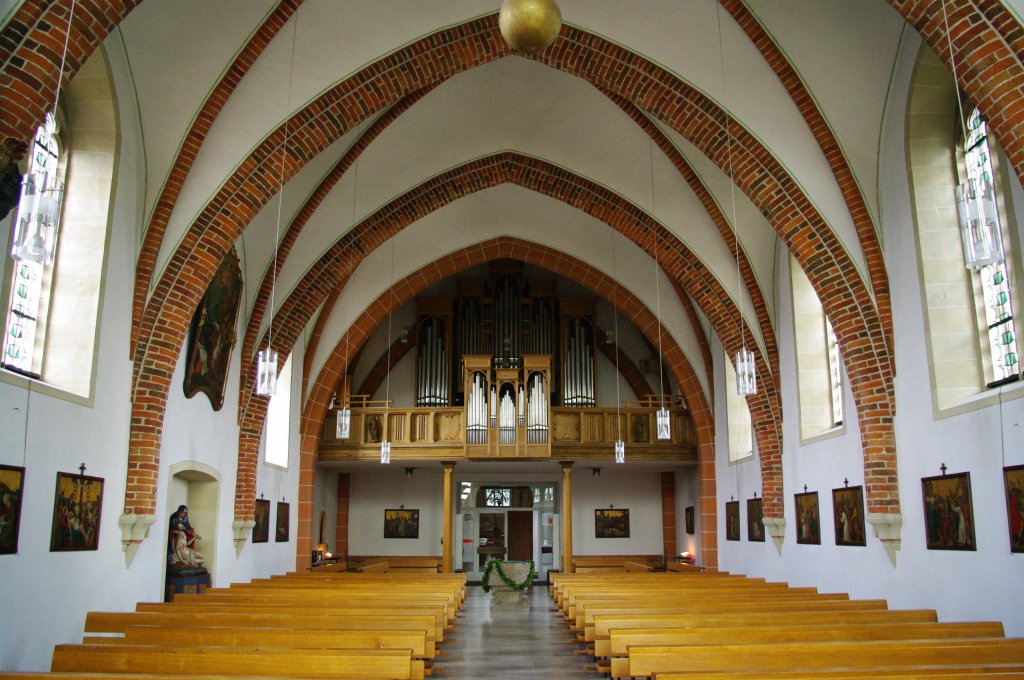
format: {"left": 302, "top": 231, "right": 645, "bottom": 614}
{"left": 167, "top": 505, "right": 206, "bottom": 573}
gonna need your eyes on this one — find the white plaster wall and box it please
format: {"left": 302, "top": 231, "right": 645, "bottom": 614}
{"left": 0, "top": 42, "right": 300, "bottom": 669}
{"left": 714, "top": 32, "right": 1024, "bottom": 636}
{"left": 571, "top": 469, "right": 663, "bottom": 556}
{"left": 313, "top": 468, "right": 339, "bottom": 552}
{"left": 675, "top": 467, "right": 701, "bottom": 558}
{"left": 348, "top": 467, "right": 444, "bottom": 557}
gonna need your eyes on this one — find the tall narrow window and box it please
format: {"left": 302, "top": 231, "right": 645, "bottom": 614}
{"left": 4, "top": 114, "right": 63, "bottom": 377}
{"left": 962, "top": 108, "right": 1018, "bottom": 385}
{"left": 825, "top": 318, "right": 843, "bottom": 427}
{"left": 265, "top": 354, "right": 292, "bottom": 468}
{"left": 724, "top": 353, "right": 753, "bottom": 462}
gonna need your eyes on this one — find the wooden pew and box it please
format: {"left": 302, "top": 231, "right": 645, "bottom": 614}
{"left": 587, "top": 609, "right": 941, "bottom": 643}
{"left": 86, "top": 610, "right": 444, "bottom": 643}
{"left": 86, "top": 625, "right": 433, "bottom": 659}
{"left": 599, "top": 621, "right": 1005, "bottom": 658}
{"left": 50, "top": 645, "right": 424, "bottom": 679}
{"left": 652, "top": 666, "right": 1024, "bottom": 679}
{"left": 347, "top": 556, "right": 441, "bottom": 573}
{"left": 136, "top": 600, "right": 454, "bottom": 627}
{"left": 573, "top": 555, "right": 664, "bottom": 572}
{"left": 621, "top": 639, "right": 1024, "bottom": 679}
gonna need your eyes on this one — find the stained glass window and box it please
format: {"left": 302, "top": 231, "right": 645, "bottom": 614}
{"left": 963, "top": 108, "right": 1018, "bottom": 384}
{"left": 484, "top": 487, "right": 511, "bottom": 507}
{"left": 4, "top": 114, "right": 61, "bottom": 377}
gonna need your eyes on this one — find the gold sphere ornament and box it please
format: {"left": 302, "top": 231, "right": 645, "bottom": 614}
{"left": 498, "top": 0, "right": 562, "bottom": 54}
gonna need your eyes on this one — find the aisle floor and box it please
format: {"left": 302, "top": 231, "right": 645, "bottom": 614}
{"left": 441, "top": 585, "right": 600, "bottom": 679}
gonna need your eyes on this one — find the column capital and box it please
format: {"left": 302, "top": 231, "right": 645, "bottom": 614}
{"left": 441, "top": 461, "right": 457, "bottom": 471}
{"left": 559, "top": 461, "right": 574, "bottom": 470}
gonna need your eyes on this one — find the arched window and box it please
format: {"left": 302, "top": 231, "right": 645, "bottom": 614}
{"left": 724, "top": 352, "right": 753, "bottom": 462}
{"left": 265, "top": 354, "right": 293, "bottom": 468}
{"left": 790, "top": 254, "right": 844, "bottom": 440}
{"left": 1, "top": 48, "right": 117, "bottom": 399}
{"left": 960, "top": 107, "right": 1018, "bottom": 385}
{"left": 3, "top": 113, "right": 64, "bottom": 378}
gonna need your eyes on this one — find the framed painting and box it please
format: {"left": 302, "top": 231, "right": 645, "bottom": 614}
{"left": 832, "top": 485, "right": 866, "bottom": 546}
{"left": 275, "top": 502, "right": 289, "bottom": 542}
{"left": 0, "top": 464, "right": 25, "bottom": 554}
{"left": 594, "top": 508, "right": 630, "bottom": 538}
{"left": 183, "top": 247, "right": 242, "bottom": 411}
{"left": 1006, "top": 464, "right": 1024, "bottom": 553}
{"left": 725, "top": 500, "right": 740, "bottom": 541}
{"left": 747, "top": 498, "right": 764, "bottom": 542}
{"left": 384, "top": 508, "right": 419, "bottom": 539}
{"left": 794, "top": 491, "right": 821, "bottom": 545}
{"left": 252, "top": 499, "right": 270, "bottom": 543}
{"left": 922, "top": 471, "right": 976, "bottom": 551}
{"left": 50, "top": 471, "right": 103, "bottom": 551}
{"left": 685, "top": 505, "right": 695, "bottom": 535}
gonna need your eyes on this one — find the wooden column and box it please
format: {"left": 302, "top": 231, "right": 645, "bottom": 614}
{"left": 441, "top": 461, "right": 456, "bottom": 573}
{"left": 560, "top": 461, "right": 574, "bottom": 573}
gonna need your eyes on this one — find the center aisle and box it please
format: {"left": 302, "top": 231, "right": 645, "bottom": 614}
{"left": 442, "top": 585, "right": 600, "bottom": 679}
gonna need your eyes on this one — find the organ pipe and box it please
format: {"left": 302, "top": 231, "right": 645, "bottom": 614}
{"left": 499, "top": 385, "right": 515, "bottom": 444}
{"left": 527, "top": 372, "right": 548, "bottom": 444}
{"left": 417, "top": 318, "right": 450, "bottom": 407}
{"left": 563, "top": 320, "right": 595, "bottom": 407}
{"left": 467, "top": 372, "right": 487, "bottom": 444}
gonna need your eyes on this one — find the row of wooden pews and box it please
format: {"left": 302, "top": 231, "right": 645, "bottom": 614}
{"left": 550, "top": 570, "right": 1024, "bottom": 678}
{"left": 1, "top": 570, "right": 465, "bottom": 680}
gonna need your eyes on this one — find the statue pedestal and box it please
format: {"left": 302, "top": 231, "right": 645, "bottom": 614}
{"left": 485, "top": 560, "right": 531, "bottom": 611}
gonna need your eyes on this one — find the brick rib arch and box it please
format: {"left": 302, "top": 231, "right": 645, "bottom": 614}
{"left": 238, "top": 88, "right": 434, "bottom": 402}
{"left": 285, "top": 237, "right": 719, "bottom": 571}
{"left": 721, "top": 0, "right": 892, "bottom": 348}
{"left": 607, "top": 93, "right": 780, "bottom": 384}
{"left": 131, "top": 0, "right": 302, "bottom": 356}
{"left": 235, "top": 154, "right": 782, "bottom": 534}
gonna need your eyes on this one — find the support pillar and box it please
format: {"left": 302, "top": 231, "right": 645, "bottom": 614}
{"left": 442, "top": 462, "right": 456, "bottom": 573}
{"left": 560, "top": 461, "right": 574, "bottom": 573}
{"left": 336, "top": 473, "right": 350, "bottom": 562}
{"left": 661, "top": 471, "right": 677, "bottom": 559}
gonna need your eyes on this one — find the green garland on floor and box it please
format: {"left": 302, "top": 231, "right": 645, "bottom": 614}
{"left": 481, "top": 558, "right": 535, "bottom": 593}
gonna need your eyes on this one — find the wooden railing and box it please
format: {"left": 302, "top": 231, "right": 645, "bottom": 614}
{"left": 320, "top": 404, "right": 696, "bottom": 462}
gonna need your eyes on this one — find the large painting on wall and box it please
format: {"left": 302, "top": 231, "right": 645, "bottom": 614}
{"left": 746, "top": 498, "right": 764, "bottom": 542}
{"left": 725, "top": 501, "right": 740, "bottom": 541}
{"left": 252, "top": 499, "right": 270, "bottom": 543}
{"left": 50, "top": 471, "right": 103, "bottom": 551}
{"left": 794, "top": 491, "right": 821, "bottom": 545}
{"left": 594, "top": 508, "right": 630, "bottom": 538}
{"left": 276, "top": 502, "right": 290, "bottom": 542}
{"left": 1006, "top": 464, "right": 1024, "bottom": 553}
{"left": 0, "top": 464, "right": 25, "bottom": 554}
{"left": 922, "top": 471, "right": 976, "bottom": 551}
{"left": 832, "top": 485, "right": 866, "bottom": 547}
{"left": 384, "top": 509, "right": 419, "bottom": 539}
{"left": 183, "top": 247, "right": 242, "bottom": 411}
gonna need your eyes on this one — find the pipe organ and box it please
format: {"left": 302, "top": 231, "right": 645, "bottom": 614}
{"left": 463, "top": 354, "right": 552, "bottom": 458}
{"left": 560, "top": 298, "right": 597, "bottom": 408}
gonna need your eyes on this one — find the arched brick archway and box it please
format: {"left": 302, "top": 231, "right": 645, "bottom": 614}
{"left": 285, "top": 237, "right": 719, "bottom": 571}
{"left": 9, "top": 3, "right": 1018, "bottom": 537}
{"left": 234, "top": 154, "right": 782, "bottom": 532}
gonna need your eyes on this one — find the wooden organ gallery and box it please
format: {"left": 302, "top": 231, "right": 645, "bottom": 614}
{"left": 320, "top": 262, "right": 696, "bottom": 463}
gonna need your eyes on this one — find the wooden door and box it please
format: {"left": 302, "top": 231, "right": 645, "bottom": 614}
{"left": 507, "top": 510, "right": 533, "bottom": 561}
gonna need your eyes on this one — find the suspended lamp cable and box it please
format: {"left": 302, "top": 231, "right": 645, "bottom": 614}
{"left": 257, "top": 13, "right": 298, "bottom": 396}
{"left": 650, "top": 139, "right": 671, "bottom": 439}
{"left": 335, "top": 161, "right": 359, "bottom": 439}
{"left": 715, "top": 2, "right": 756, "bottom": 396}
{"left": 381, "top": 234, "right": 396, "bottom": 464}
{"left": 613, "top": 230, "right": 624, "bottom": 463}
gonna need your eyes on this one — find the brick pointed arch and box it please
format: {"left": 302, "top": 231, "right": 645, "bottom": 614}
{"left": 233, "top": 154, "right": 782, "bottom": 548}
{"left": 288, "top": 237, "right": 718, "bottom": 571}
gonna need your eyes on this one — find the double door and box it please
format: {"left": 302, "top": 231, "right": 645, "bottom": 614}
{"left": 460, "top": 508, "right": 538, "bottom": 582}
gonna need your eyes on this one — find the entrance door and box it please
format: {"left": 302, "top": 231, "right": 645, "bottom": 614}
{"left": 507, "top": 510, "right": 533, "bottom": 561}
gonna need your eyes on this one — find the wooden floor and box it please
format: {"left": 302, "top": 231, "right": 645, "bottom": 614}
{"left": 443, "top": 586, "right": 597, "bottom": 679}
